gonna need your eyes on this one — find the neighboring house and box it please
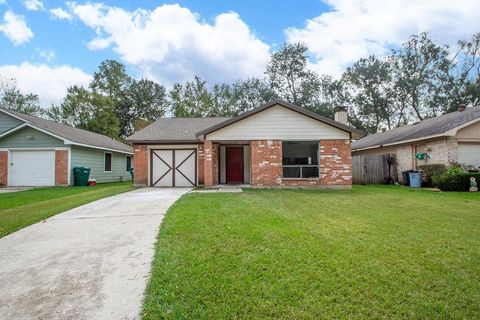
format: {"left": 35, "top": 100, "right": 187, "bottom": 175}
{"left": 352, "top": 105, "right": 480, "bottom": 182}
{"left": 0, "top": 108, "right": 133, "bottom": 187}
{"left": 126, "top": 100, "right": 363, "bottom": 189}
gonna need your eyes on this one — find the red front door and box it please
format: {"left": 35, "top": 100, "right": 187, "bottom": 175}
{"left": 226, "top": 147, "right": 244, "bottom": 184}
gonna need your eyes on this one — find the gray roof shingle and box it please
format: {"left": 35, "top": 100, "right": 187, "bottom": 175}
{"left": 1, "top": 108, "right": 133, "bottom": 153}
{"left": 352, "top": 105, "right": 480, "bottom": 150}
{"left": 125, "top": 117, "right": 231, "bottom": 142}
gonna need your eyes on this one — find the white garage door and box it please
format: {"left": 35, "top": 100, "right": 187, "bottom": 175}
{"left": 458, "top": 143, "right": 480, "bottom": 168}
{"left": 151, "top": 149, "right": 196, "bottom": 187}
{"left": 10, "top": 150, "right": 55, "bottom": 186}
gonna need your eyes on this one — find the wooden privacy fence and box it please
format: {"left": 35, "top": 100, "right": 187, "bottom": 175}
{"left": 352, "top": 154, "right": 398, "bottom": 184}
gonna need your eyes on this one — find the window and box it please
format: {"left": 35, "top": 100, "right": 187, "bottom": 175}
{"left": 104, "top": 152, "right": 112, "bottom": 172}
{"left": 282, "top": 141, "right": 319, "bottom": 178}
{"left": 126, "top": 155, "right": 132, "bottom": 172}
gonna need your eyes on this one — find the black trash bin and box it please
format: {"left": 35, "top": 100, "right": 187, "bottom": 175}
{"left": 402, "top": 170, "right": 414, "bottom": 186}
{"left": 73, "top": 167, "right": 91, "bottom": 186}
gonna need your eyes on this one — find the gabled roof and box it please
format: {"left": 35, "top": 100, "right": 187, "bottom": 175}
{"left": 125, "top": 117, "right": 230, "bottom": 143}
{"left": 0, "top": 108, "right": 133, "bottom": 154}
{"left": 127, "top": 100, "right": 363, "bottom": 143}
{"left": 352, "top": 105, "right": 480, "bottom": 151}
{"left": 196, "top": 100, "right": 363, "bottom": 138}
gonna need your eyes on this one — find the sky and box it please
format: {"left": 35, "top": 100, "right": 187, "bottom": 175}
{"left": 1, "top": 0, "right": 480, "bottom": 107}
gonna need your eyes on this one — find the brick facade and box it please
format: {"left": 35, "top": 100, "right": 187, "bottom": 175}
{"left": 250, "top": 140, "right": 282, "bottom": 186}
{"left": 133, "top": 144, "right": 148, "bottom": 187}
{"left": 0, "top": 151, "right": 7, "bottom": 187}
{"left": 317, "top": 139, "right": 352, "bottom": 186}
{"left": 55, "top": 150, "right": 69, "bottom": 185}
{"left": 249, "top": 139, "right": 352, "bottom": 188}
{"left": 204, "top": 140, "right": 219, "bottom": 187}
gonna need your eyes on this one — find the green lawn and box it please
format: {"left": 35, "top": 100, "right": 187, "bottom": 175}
{"left": 142, "top": 186, "right": 480, "bottom": 319}
{"left": 0, "top": 181, "right": 133, "bottom": 238}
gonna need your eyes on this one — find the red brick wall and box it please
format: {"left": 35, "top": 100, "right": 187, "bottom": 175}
{"left": 250, "top": 139, "right": 352, "bottom": 188}
{"left": 318, "top": 139, "right": 352, "bottom": 186}
{"left": 133, "top": 144, "right": 148, "bottom": 187}
{"left": 55, "top": 150, "right": 69, "bottom": 186}
{"left": 0, "top": 151, "right": 7, "bottom": 187}
{"left": 204, "top": 140, "right": 218, "bottom": 187}
{"left": 250, "top": 140, "right": 282, "bottom": 186}
{"left": 198, "top": 144, "right": 204, "bottom": 185}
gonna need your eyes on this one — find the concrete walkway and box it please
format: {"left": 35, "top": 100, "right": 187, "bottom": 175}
{"left": 0, "top": 187, "right": 190, "bottom": 320}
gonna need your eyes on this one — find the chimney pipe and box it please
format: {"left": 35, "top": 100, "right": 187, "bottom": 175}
{"left": 334, "top": 106, "right": 348, "bottom": 124}
{"left": 458, "top": 104, "right": 466, "bottom": 112}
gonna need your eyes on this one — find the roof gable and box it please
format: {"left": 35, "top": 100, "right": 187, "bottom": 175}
{"left": 0, "top": 108, "right": 132, "bottom": 154}
{"left": 204, "top": 104, "right": 352, "bottom": 141}
{"left": 197, "top": 100, "right": 363, "bottom": 138}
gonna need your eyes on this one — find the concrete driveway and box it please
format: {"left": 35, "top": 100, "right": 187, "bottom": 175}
{"left": 0, "top": 187, "right": 190, "bottom": 320}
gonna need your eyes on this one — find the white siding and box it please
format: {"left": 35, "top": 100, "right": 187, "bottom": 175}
{"left": 206, "top": 105, "right": 350, "bottom": 141}
{"left": 243, "top": 145, "right": 250, "bottom": 183}
{"left": 220, "top": 146, "right": 226, "bottom": 184}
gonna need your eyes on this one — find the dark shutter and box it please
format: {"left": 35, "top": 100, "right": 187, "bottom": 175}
{"left": 126, "top": 156, "right": 132, "bottom": 171}
{"left": 105, "top": 153, "right": 112, "bottom": 172}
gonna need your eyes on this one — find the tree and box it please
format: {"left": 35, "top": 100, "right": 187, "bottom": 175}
{"left": 49, "top": 86, "right": 120, "bottom": 139}
{"left": 90, "top": 60, "right": 132, "bottom": 137}
{"left": 266, "top": 42, "right": 320, "bottom": 106}
{"left": 342, "top": 56, "right": 395, "bottom": 134}
{"left": 169, "top": 76, "right": 214, "bottom": 117}
{"left": 447, "top": 32, "right": 480, "bottom": 110}
{"left": 390, "top": 33, "right": 454, "bottom": 121}
{"left": 0, "top": 77, "right": 43, "bottom": 116}
{"left": 230, "top": 78, "right": 277, "bottom": 115}
{"left": 126, "top": 78, "right": 168, "bottom": 130}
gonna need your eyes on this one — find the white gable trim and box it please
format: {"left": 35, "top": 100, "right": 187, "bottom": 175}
{"left": 444, "top": 117, "right": 480, "bottom": 136}
{"left": 205, "top": 104, "right": 350, "bottom": 141}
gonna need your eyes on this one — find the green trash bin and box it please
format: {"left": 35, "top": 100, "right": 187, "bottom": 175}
{"left": 73, "top": 167, "right": 91, "bottom": 186}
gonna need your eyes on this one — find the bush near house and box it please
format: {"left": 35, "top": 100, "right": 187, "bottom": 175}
{"left": 417, "top": 164, "right": 447, "bottom": 187}
{"left": 432, "top": 167, "right": 480, "bottom": 191}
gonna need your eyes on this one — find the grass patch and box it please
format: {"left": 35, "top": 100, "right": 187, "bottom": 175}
{"left": 0, "top": 182, "right": 133, "bottom": 238}
{"left": 143, "top": 185, "right": 480, "bottom": 319}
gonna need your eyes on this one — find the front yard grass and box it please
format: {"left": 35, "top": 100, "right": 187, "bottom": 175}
{"left": 143, "top": 185, "right": 480, "bottom": 319}
{"left": 0, "top": 181, "right": 133, "bottom": 238}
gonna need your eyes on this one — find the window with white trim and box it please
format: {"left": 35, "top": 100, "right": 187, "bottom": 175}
{"left": 104, "top": 152, "right": 112, "bottom": 172}
{"left": 126, "top": 155, "right": 132, "bottom": 172}
{"left": 282, "top": 141, "right": 319, "bottom": 178}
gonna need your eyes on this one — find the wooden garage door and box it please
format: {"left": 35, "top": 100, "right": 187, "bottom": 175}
{"left": 10, "top": 150, "right": 55, "bottom": 186}
{"left": 151, "top": 149, "right": 197, "bottom": 187}
{"left": 458, "top": 143, "right": 480, "bottom": 168}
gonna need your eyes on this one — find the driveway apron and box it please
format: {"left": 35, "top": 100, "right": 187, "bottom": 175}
{"left": 0, "top": 187, "right": 190, "bottom": 320}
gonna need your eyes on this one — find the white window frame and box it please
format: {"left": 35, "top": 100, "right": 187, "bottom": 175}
{"left": 104, "top": 152, "right": 112, "bottom": 173}
{"left": 126, "top": 155, "right": 132, "bottom": 172}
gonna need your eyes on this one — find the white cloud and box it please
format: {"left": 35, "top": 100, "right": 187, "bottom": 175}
{"left": 35, "top": 47, "right": 55, "bottom": 62}
{"left": 24, "top": 0, "right": 43, "bottom": 11}
{"left": 286, "top": 0, "right": 480, "bottom": 76}
{"left": 0, "top": 11, "right": 34, "bottom": 45}
{"left": 49, "top": 7, "right": 73, "bottom": 20}
{"left": 0, "top": 0, "right": 7, "bottom": 5}
{"left": 70, "top": 3, "right": 270, "bottom": 85}
{"left": 0, "top": 62, "right": 92, "bottom": 106}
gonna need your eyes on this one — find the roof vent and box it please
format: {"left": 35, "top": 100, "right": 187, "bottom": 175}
{"left": 458, "top": 104, "right": 466, "bottom": 112}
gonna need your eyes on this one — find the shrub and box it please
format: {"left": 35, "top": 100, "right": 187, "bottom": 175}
{"left": 432, "top": 170, "right": 480, "bottom": 192}
{"left": 417, "top": 164, "right": 447, "bottom": 187}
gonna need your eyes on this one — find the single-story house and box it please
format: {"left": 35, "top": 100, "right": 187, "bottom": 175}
{"left": 352, "top": 104, "right": 480, "bottom": 182}
{"left": 0, "top": 108, "right": 133, "bottom": 187}
{"left": 126, "top": 100, "right": 363, "bottom": 189}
